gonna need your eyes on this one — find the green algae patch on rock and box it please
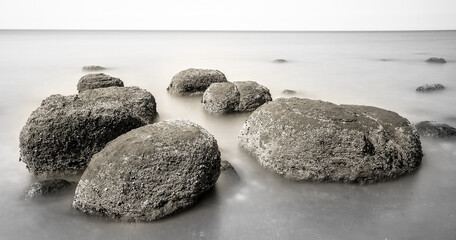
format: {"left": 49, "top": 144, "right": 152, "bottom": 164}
{"left": 19, "top": 87, "right": 157, "bottom": 177}
{"left": 72, "top": 120, "right": 221, "bottom": 221}
{"left": 239, "top": 98, "right": 422, "bottom": 184}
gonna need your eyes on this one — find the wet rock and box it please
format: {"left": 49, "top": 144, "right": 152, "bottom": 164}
{"left": 239, "top": 98, "right": 422, "bottom": 184}
{"left": 282, "top": 89, "right": 297, "bottom": 95}
{"left": 234, "top": 81, "right": 272, "bottom": 112}
{"left": 416, "top": 83, "right": 445, "bottom": 92}
{"left": 273, "top": 59, "right": 287, "bottom": 63}
{"left": 221, "top": 160, "right": 235, "bottom": 172}
{"left": 202, "top": 81, "right": 272, "bottom": 114}
{"left": 82, "top": 65, "right": 106, "bottom": 71}
{"left": 167, "top": 68, "right": 228, "bottom": 96}
{"left": 202, "top": 82, "right": 240, "bottom": 114}
{"left": 25, "top": 179, "right": 74, "bottom": 200}
{"left": 19, "top": 87, "right": 157, "bottom": 177}
{"left": 77, "top": 73, "right": 124, "bottom": 93}
{"left": 425, "top": 57, "right": 446, "bottom": 63}
{"left": 73, "top": 120, "right": 221, "bottom": 221}
{"left": 414, "top": 121, "right": 456, "bottom": 138}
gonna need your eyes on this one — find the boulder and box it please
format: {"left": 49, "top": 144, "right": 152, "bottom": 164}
{"left": 425, "top": 57, "right": 446, "bottom": 63}
{"left": 234, "top": 81, "right": 272, "bottom": 112}
{"left": 414, "top": 121, "right": 456, "bottom": 138}
{"left": 239, "top": 98, "right": 422, "bottom": 184}
{"left": 72, "top": 120, "right": 221, "bottom": 221}
{"left": 25, "top": 179, "right": 74, "bottom": 200}
{"left": 77, "top": 73, "right": 124, "bottom": 93}
{"left": 202, "top": 82, "right": 240, "bottom": 114}
{"left": 202, "top": 81, "right": 272, "bottom": 114}
{"left": 167, "top": 68, "right": 228, "bottom": 95}
{"left": 416, "top": 83, "right": 445, "bottom": 92}
{"left": 82, "top": 65, "right": 106, "bottom": 71}
{"left": 19, "top": 86, "right": 157, "bottom": 177}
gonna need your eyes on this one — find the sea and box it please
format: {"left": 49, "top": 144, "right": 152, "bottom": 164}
{"left": 0, "top": 30, "right": 455, "bottom": 240}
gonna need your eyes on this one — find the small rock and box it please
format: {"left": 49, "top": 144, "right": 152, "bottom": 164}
{"left": 221, "top": 160, "right": 235, "bottom": 172}
{"left": 239, "top": 98, "right": 422, "bottom": 184}
{"left": 73, "top": 120, "right": 221, "bottom": 221}
{"left": 425, "top": 57, "right": 446, "bottom": 63}
{"left": 273, "top": 59, "right": 287, "bottom": 63}
{"left": 77, "top": 73, "right": 124, "bottom": 93}
{"left": 82, "top": 65, "right": 106, "bottom": 71}
{"left": 25, "top": 179, "right": 74, "bottom": 200}
{"left": 167, "top": 68, "right": 228, "bottom": 96}
{"left": 416, "top": 84, "right": 445, "bottom": 92}
{"left": 282, "top": 89, "right": 297, "bottom": 95}
{"left": 202, "top": 82, "right": 240, "bottom": 114}
{"left": 19, "top": 87, "right": 157, "bottom": 177}
{"left": 414, "top": 121, "right": 456, "bottom": 138}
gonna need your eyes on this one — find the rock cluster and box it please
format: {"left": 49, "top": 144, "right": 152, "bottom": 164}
{"left": 416, "top": 83, "right": 445, "bottom": 92}
{"left": 414, "top": 121, "right": 456, "bottom": 138}
{"left": 239, "top": 98, "right": 423, "bottom": 184}
{"left": 77, "top": 73, "right": 124, "bottom": 93}
{"left": 167, "top": 68, "right": 228, "bottom": 95}
{"left": 73, "top": 120, "right": 221, "bottom": 221}
{"left": 19, "top": 86, "right": 157, "bottom": 177}
{"left": 202, "top": 81, "right": 272, "bottom": 114}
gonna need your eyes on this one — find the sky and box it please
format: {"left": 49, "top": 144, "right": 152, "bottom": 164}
{"left": 0, "top": 0, "right": 455, "bottom": 31}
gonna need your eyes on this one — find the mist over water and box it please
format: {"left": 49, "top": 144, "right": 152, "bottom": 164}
{"left": 1, "top": 30, "right": 455, "bottom": 240}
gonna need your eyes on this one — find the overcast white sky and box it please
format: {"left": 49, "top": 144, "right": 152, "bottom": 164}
{"left": 0, "top": 0, "right": 455, "bottom": 31}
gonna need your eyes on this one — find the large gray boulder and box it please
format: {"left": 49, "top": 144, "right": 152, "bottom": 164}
{"left": 167, "top": 68, "right": 228, "bottom": 95}
{"left": 415, "top": 121, "right": 456, "bottom": 138}
{"left": 19, "top": 86, "right": 157, "bottom": 177}
{"left": 239, "top": 98, "right": 422, "bottom": 184}
{"left": 234, "top": 81, "right": 272, "bottom": 112}
{"left": 77, "top": 73, "right": 124, "bottom": 93}
{"left": 73, "top": 120, "right": 221, "bottom": 221}
{"left": 202, "top": 81, "right": 272, "bottom": 114}
{"left": 202, "top": 82, "right": 240, "bottom": 114}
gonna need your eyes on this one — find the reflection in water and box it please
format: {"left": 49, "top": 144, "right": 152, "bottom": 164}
{"left": 0, "top": 30, "right": 455, "bottom": 239}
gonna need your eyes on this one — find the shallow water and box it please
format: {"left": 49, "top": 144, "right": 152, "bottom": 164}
{"left": 1, "top": 30, "right": 455, "bottom": 240}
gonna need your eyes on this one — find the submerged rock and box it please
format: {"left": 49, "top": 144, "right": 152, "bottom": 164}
{"left": 221, "top": 160, "right": 235, "bottom": 172}
{"left": 202, "top": 81, "right": 272, "bottom": 114}
{"left": 416, "top": 83, "right": 445, "bottom": 92}
{"left": 202, "top": 82, "right": 240, "bottom": 114}
{"left": 77, "top": 73, "right": 124, "bottom": 93}
{"left": 82, "top": 65, "right": 106, "bottom": 71}
{"left": 73, "top": 120, "right": 221, "bottom": 221}
{"left": 25, "top": 179, "right": 74, "bottom": 200}
{"left": 425, "top": 57, "right": 446, "bottom": 63}
{"left": 414, "top": 121, "right": 456, "bottom": 138}
{"left": 239, "top": 98, "right": 422, "bottom": 184}
{"left": 282, "top": 89, "right": 297, "bottom": 95}
{"left": 167, "top": 68, "right": 228, "bottom": 96}
{"left": 19, "top": 87, "right": 157, "bottom": 177}
{"left": 234, "top": 81, "right": 272, "bottom": 112}
{"left": 273, "top": 59, "right": 287, "bottom": 63}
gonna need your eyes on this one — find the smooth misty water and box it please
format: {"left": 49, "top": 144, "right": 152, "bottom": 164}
{"left": 0, "top": 30, "right": 455, "bottom": 240}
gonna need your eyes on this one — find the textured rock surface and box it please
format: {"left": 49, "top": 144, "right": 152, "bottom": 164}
{"left": 77, "top": 73, "right": 124, "bottom": 93}
{"left": 73, "top": 120, "right": 221, "bottom": 221}
{"left": 239, "top": 98, "right": 422, "bottom": 184}
{"left": 82, "top": 65, "right": 106, "bottom": 71}
{"left": 202, "top": 82, "right": 240, "bottom": 114}
{"left": 234, "top": 81, "right": 272, "bottom": 112}
{"left": 25, "top": 179, "right": 74, "bottom": 200}
{"left": 425, "top": 57, "right": 446, "bottom": 63}
{"left": 19, "top": 87, "right": 157, "bottom": 177}
{"left": 415, "top": 121, "right": 456, "bottom": 138}
{"left": 416, "top": 83, "right": 445, "bottom": 92}
{"left": 167, "top": 68, "right": 228, "bottom": 95}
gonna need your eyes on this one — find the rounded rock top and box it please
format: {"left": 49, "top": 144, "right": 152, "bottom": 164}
{"left": 239, "top": 97, "right": 422, "bottom": 184}
{"left": 167, "top": 68, "right": 228, "bottom": 96}
{"left": 77, "top": 73, "right": 124, "bottom": 93}
{"left": 73, "top": 120, "right": 221, "bottom": 221}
